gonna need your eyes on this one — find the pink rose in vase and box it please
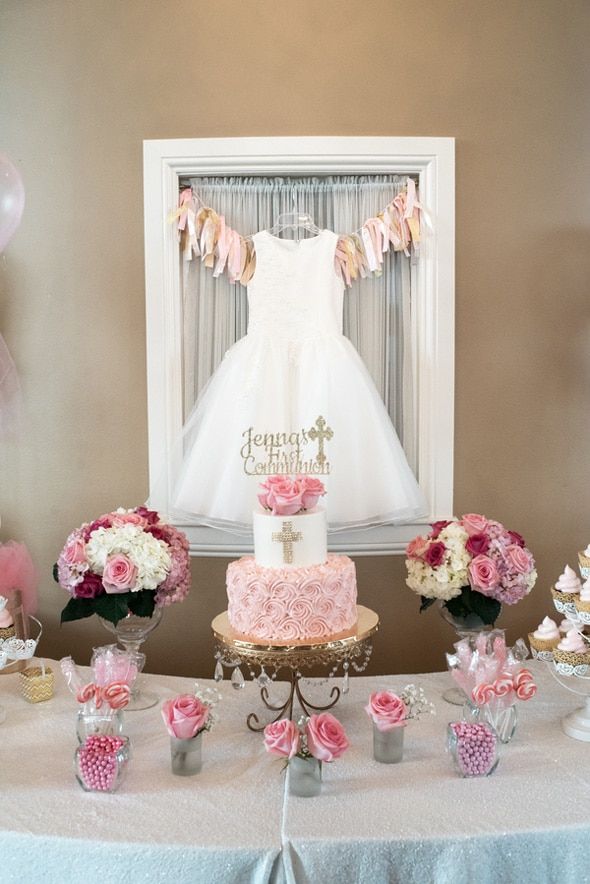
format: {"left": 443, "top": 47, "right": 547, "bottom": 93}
{"left": 461, "top": 513, "right": 490, "bottom": 537}
{"left": 506, "top": 544, "right": 534, "bottom": 575}
{"left": 469, "top": 554, "right": 499, "bottom": 592}
{"left": 365, "top": 691, "right": 408, "bottom": 732}
{"left": 161, "top": 694, "right": 209, "bottom": 739}
{"left": 102, "top": 554, "right": 138, "bottom": 594}
{"left": 406, "top": 535, "right": 429, "bottom": 559}
{"left": 305, "top": 712, "right": 349, "bottom": 762}
{"left": 263, "top": 718, "right": 300, "bottom": 759}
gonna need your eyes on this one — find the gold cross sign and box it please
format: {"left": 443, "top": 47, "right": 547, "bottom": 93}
{"left": 308, "top": 416, "right": 333, "bottom": 467}
{"left": 272, "top": 521, "right": 303, "bottom": 564}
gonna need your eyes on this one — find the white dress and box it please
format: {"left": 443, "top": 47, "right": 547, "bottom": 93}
{"left": 172, "top": 228, "right": 428, "bottom": 531}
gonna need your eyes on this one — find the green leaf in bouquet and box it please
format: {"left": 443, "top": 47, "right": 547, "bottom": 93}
{"left": 52, "top": 563, "right": 59, "bottom": 583}
{"left": 467, "top": 590, "right": 501, "bottom": 625}
{"left": 127, "top": 589, "right": 156, "bottom": 619}
{"left": 60, "top": 596, "right": 97, "bottom": 623}
{"left": 93, "top": 592, "right": 132, "bottom": 626}
{"left": 419, "top": 596, "right": 437, "bottom": 613}
{"left": 444, "top": 590, "right": 471, "bottom": 620}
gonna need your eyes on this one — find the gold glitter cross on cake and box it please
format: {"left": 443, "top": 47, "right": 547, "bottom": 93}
{"left": 272, "top": 521, "right": 303, "bottom": 564}
{"left": 308, "top": 415, "right": 333, "bottom": 466}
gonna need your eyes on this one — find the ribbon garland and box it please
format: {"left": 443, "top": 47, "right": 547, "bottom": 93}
{"left": 169, "top": 180, "right": 423, "bottom": 288}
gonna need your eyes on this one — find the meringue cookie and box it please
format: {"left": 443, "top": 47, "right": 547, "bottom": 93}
{"left": 555, "top": 565, "right": 582, "bottom": 594}
{"left": 557, "top": 630, "right": 588, "bottom": 654}
{"left": 532, "top": 616, "right": 560, "bottom": 641}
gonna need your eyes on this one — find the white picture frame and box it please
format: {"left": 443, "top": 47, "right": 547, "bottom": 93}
{"left": 143, "top": 136, "right": 455, "bottom": 556}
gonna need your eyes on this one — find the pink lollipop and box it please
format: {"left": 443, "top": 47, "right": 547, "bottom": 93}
{"left": 76, "top": 682, "right": 98, "bottom": 705}
{"left": 492, "top": 673, "right": 514, "bottom": 698}
{"left": 102, "top": 681, "right": 131, "bottom": 710}
{"left": 472, "top": 683, "right": 495, "bottom": 706}
{"left": 514, "top": 669, "right": 537, "bottom": 701}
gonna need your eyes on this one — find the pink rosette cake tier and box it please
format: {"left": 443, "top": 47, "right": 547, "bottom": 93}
{"left": 227, "top": 554, "right": 358, "bottom": 642}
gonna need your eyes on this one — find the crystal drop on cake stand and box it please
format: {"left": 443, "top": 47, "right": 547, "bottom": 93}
{"left": 214, "top": 659, "right": 224, "bottom": 682}
{"left": 231, "top": 666, "right": 245, "bottom": 690}
{"left": 99, "top": 608, "right": 163, "bottom": 711}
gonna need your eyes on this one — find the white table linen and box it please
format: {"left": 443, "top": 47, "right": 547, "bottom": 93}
{"left": 1, "top": 661, "right": 590, "bottom": 884}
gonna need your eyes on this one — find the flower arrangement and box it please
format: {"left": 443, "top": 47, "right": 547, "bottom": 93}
{"left": 258, "top": 475, "right": 326, "bottom": 517}
{"left": 54, "top": 506, "right": 190, "bottom": 625}
{"left": 365, "top": 685, "right": 435, "bottom": 731}
{"left": 161, "top": 685, "right": 219, "bottom": 740}
{"left": 405, "top": 514, "right": 537, "bottom": 625}
{"left": 263, "top": 712, "right": 349, "bottom": 764}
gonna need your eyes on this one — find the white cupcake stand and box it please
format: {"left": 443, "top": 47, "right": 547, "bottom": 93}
{"left": 535, "top": 596, "right": 590, "bottom": 741}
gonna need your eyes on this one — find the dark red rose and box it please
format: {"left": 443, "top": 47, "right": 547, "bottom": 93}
{"left": 74, "top": 572, "right": 105, "bottom": 599}
{"left": 466, "top": 533, "right": 490, "bottom": 557}
{"left": 145, "top": 525, "right": 169, "bottom": 542}
{"left": 424, "top": 541, "right": 446, "bottom": 567}
{"left": 82, "top": 516, "right": 113, "bottom": 541}
{"left": 508, "top": 530, "right": 526, "bottom": 548}
{"left": 430, "top": 520, "right": 451, "bottom": 539}
{"left": 135, "top": 506, "right": 160, "bottom": 526}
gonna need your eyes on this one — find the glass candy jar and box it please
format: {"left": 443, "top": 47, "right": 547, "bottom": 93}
{"left": 463, "top": 698, "right": 517, "bottom": 745}
{"left": 373, "top": 722, "right": 405, "bottom": 764}
{"left": 74, "top": 735, "right": 130, "bottom": 792}
{"left": 170, "top": 732, "right": 203, "bottom": 776}
{"left": 447, "top": 721, "right": 499, "bottom": 777}
{"left": 289, "top": 755, "right": 322, "bottom": 797}
{"left": 76, "top": 708, "right": 125, "bottom": 744}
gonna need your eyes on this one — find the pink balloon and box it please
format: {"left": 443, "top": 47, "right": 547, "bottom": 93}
{"left": 0, "top": 153, "right": 25, "bottom": 253}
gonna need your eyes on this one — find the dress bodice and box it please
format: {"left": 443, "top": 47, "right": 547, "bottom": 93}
{"left": 247, "top": 230, "right": 344, "bottom": 340}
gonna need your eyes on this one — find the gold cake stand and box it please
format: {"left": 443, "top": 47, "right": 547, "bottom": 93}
{"left": 212, "top": 605, "right": 379, "bottom": 731}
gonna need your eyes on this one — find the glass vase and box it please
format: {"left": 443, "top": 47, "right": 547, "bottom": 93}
{"left": 289, "top": 755, "right": 322, "bottom": 797}
{"left": 464, "top": 698, "right": 518, "bottom": 744}
{"left": 447, "top": 721, "right": 499, "bottom": 777}
{"left": 76, "top": 708, "right": 124, "bottom": 743}
{"left": 440, "top": 601, "right": 500, "bottom": 706}
{"left": 99, "top": 607, "right": 163, "bottom": 710}
{"left": 170, "top": 731, "right": 203, "bottom": 776}
{"left": 373, "top": 722, "right": 405, "bottom": 763}
{"left": 74, "top": 735, "right": 130, "bottom": 792}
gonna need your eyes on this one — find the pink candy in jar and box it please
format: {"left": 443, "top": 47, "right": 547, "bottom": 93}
{"left": 74, "top": 734, "right": 130, "bottom": 792}
{"left": 447, "top": 721, "right": 498, "bottom": 777}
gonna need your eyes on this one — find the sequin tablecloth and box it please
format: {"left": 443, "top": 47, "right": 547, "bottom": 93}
{"left": 1, "top": 661, "right": 590, "bottom": 884}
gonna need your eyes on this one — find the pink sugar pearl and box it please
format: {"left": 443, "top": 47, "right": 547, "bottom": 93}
{"left": 78, "top": 735, "right": 127, "bottom": 791}
{"left": 450, "top": 722, "right": 497, "bottom": 777}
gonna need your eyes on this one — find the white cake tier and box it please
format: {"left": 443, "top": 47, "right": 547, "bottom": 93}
{"left": 253, "top": 507, "right": 327, "bottom": 569}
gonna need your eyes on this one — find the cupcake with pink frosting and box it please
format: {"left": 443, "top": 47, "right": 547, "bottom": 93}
{"left": 551, "top": 565, "right": 582, "bottom": 617}
{"left": 528, "top": 616, "right": 560, "bottom": 660}
{"left": 553, "top": 629, "right": 590, "bottom": 676}
{"left": 578, "top": 545, "right": 590, "bottom": 580}
{"left": 559, "top": 617, "right": 577, "bottom": 636}
{"left": 0, "top": 595, "right": 15, "bottom": 639}
{"left": 574, "top": 577, "right": 590, "bottom": 624}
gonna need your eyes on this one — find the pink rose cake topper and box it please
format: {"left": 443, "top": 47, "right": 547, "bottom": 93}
{"left": 258, "top": 475, "right": 326, "bottom": 516}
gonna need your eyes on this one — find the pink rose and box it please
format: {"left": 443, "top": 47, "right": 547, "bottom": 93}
{"left": 469, "top": 554, "right": 499, "bottom": 590}
{"left": 258, "top": 476, "right": 304, "bottom": 516}
{"left": 63, "top": 537, "right": 87, "bottom": 565}
{"left": 263, "top": 718, "right": 300, "bottom": 759}
{"left": 461, "top": 513, "right": 490, "bottom": 536}
{"left": 112, "top": 511, "right": 147, "bottom": 528}
{"left": 506, "top": 544, "right": 533, "bottom": 574}
{"left": 465, "top": 533, "right": 490, "bottom": 557}
{"left": 406, "top": 535, "right": 429, "bottom": 559}
{"left": 365, "top": 691, "right": 408, "bottom": 731}
{"left": 305, "top": 712, "right": 349, "bottom": 762}
{"left": 430, "top": 520, "right": 451, "bottom": 539}
{"left": 296, "top": 476, "right": 326, "bottom": 510}
{"left": 161, "top": 694, "right": 209, "bottom": 739}
{"left": 102, "top": 554, "right": 138, "bottom": 594}
{"left": 424, "top": 541, "right": 446, "bottom": 568}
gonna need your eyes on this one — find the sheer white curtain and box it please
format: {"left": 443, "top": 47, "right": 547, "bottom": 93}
{"left": 181, "top": 175, "right": 417, "bottom": 471}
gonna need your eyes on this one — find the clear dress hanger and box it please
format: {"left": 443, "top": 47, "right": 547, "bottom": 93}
{"left": 265, "top": 185, "right": 322, "bottom": 242}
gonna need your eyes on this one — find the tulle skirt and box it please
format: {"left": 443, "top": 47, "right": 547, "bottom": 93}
{"left": 170, "top": 332, "right": 428, "bottom": 532}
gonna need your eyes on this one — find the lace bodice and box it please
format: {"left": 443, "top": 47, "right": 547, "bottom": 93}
{"left": 247, "top": 230, "right": 344, "bottom": 341}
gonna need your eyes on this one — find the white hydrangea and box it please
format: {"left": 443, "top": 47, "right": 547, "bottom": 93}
{"left": 86, "top": 525, "right": 171, "bottom": 591}
{"left": 405, "top": 523, "right": 470, "bottom": 601}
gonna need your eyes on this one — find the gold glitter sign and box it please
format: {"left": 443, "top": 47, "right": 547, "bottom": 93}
{"left": 241, "top": 415, "right": 333, "bottom": 476}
